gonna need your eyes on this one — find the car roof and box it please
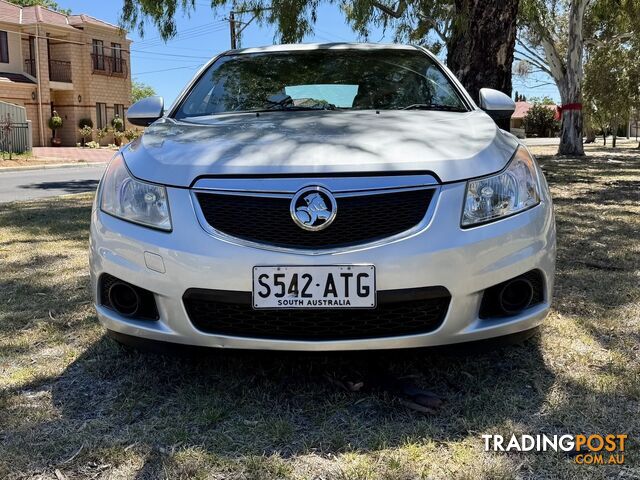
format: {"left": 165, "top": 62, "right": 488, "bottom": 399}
{"left": 228, "top": 42, "right": 422, "bottom": 55}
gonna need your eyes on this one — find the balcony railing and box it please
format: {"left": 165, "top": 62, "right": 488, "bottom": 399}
{"left": 49, "top": 59, "right": 72, "bottom": 83}
{"left": 91, "top": 54, "right": 128, "bottom": 78}
{"left": 24, "top": 58, "right": 37, "bottom": 77}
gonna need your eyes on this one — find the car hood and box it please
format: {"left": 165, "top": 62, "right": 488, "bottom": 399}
{"left": 123, "top": 109, "right": 519, "bottom": 187}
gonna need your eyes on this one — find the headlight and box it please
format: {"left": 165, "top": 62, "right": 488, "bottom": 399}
{"left": 100, "top": 154, "right": 172, "bottom": 231}
{"left": 461, "top": 147, "right": 541, "bottom": 227}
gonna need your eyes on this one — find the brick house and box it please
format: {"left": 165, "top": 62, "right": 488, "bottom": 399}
{"left": 0, "top": 0, "right": 132, "bottom": 146}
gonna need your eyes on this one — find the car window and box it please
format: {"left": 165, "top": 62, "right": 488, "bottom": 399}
{"left": 174, "top": 49, "right": 467, "bottom": 119}
{"left": 284, "top": 84, "right": 359, "bottom": 108}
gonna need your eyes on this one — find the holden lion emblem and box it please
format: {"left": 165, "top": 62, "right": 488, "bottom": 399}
{"left": 290, "top": 186, "right": 337, "bottom": 231}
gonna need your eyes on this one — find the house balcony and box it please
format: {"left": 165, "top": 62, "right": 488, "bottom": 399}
{"left": 24, "top": 58, "right": 73, "bottom": 84}
{"left": 49, "top": 60, "right": 72, "bottom": 83}
{"left": 91, "top": 54, "right": 128, "bottom": 78}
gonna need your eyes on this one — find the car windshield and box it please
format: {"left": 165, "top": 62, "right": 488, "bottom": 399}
{"left": 173, "top": 48, "right": 468, "bottom": 119}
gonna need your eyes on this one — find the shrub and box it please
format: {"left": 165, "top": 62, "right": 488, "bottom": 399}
{"left": 124, "top": 128, "right": 142, "bottom": 141}
{"left": 111, "top": 115, "right": 124, "bottom": 132}
{"left": 48, "top": 112, "right": 63, "bottom": 131}
{"left": 86, "top": 141, "right": 100, "bottom": 149}
{"left": 96, "top": 127, "right": 110, "bottom": 141}
{"left": 78, "top": 125, "right": 93, "bottom": 143}
{"left": 523, "top": 103, "right": 559, "bottom": 137}
{"left": 78, "top": 118, "right": 93, "bottom": 129}
{"left": 113, "top": 130, "right": 125, "bottom": 146}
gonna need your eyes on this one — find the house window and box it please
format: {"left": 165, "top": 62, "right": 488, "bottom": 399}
{"left": 92, "top": 39, "right": 104, "bottom": 70}
{"left": 111, "top": 43, "right": 122, "bottom": 73}
{"left": 0, "top": 31, "right": 8, "bottom": 64}
{"left": 114, "top": 103, "right": 125, "bottom": 120}
{"left": 26, "top": 36, "right": 36, "bottom": 76}
{"left": 96, "top": 103, "right": 107, "bottom": 129}
{"left": 114, "top": 104, "right": 125, "bottom": 129}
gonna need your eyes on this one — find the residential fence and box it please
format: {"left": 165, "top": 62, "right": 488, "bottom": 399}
{"left": 0, "top": 101, "right": 32, "bottom": 154}
{"left": 1, "top": 122, "right": 32, "bottom": 154}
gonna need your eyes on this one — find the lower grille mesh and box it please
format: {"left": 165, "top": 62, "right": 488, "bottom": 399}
{"left": 183, "top": 287, "right": 450, "bottom": 341}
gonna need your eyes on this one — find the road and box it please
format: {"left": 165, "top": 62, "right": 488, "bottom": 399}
{"left": 0, "top": 165, "right": 105, "bottom": 203}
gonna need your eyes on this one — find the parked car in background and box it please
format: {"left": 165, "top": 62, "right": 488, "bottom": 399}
{"left": 90, "top": 43, "right": 556, "bottom": 351}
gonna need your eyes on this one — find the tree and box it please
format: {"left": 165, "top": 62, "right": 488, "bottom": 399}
{"left": 528, "top": 95, "right": 555, "bottom": 105}
{"left": 132, "top": 80, "right": 157, "bottom": 103}
{"left": 518, "top": 0, "right": 591, "bottom": 156}
{"left": 523, "top": 102, "right": 559, "bottom": 137}
{"left": 120, "top": 0, "right": 521, "bottom": 109}
{"left": 517, "top": 0, "right": 640, "bottom": 155}
{"left": 10, "top": 0, "right": 71, "bottom": 14}
{"left": 584, "top": 43, "right": 633, "bottom": 147}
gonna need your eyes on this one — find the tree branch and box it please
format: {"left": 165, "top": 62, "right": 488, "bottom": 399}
{"left": 516, "top": 38, "right": 549, "bottom": 68}
{"left": 372, "top": 0, "right": 407, "bottom": 18}
{"left": 416, "top": 13, "right": 449, "bottom": 43}
{"left": 514, "top": 54, "right": 552, "bottom": 76}
{"left": 585, "top": 32, "right": 633, "bottom": 48}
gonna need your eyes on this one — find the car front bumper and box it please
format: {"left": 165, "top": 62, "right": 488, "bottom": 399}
{"left": 89, "top": 180, "right": 556, "bottom": 351}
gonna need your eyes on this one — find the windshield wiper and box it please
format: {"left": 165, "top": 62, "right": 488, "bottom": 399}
{"left": 401, "top": 103, "right": 467, "bottom": 112}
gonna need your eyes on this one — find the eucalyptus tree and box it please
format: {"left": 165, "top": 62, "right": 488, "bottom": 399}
{"left": 584, "top": 43, "right": 632, "bottom": 146}
{"left": 120, "top": 0, "right": 520, "bottom": 103}
{"left": 516, "top": 0, "right": 640, "bottom": 155}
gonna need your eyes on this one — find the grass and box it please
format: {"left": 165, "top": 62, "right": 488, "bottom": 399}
{"left": 0, "top": 145, "right": 639, "bottom": 479}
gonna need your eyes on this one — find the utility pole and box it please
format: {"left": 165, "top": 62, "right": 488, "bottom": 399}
{"left": 228, "top": 8, "right": 272, "bottom": 49}
{"left": 229, "top": 11, "right": 237, "bottom": 49}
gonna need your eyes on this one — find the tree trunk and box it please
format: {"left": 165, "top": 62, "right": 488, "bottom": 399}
{"left": 540, "top": 0, "right": 588, "bottom": 156}
{"left": 447, "top": 0, "right": 519, "bottom": 130}
{"left": 558, "top": 1, "right": 587, "bottom": 155}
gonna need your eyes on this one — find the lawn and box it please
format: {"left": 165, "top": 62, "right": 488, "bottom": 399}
{"left": 0, "top": 146, "right": 639, "bottom": 479}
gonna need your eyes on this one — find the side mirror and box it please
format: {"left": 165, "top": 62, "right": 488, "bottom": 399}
{"left": 478, "top": 88, "right": 515, "bottom": 121}
{"left": 127, "top": 96, "right": 164, "bottom": 127}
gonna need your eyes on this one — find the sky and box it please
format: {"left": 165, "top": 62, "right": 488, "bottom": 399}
{"left": 59, "top": 0, "right": 561, "bottom": 107}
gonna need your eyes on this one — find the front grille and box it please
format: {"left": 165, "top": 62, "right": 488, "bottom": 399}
{"left": 195, "top": 188, "right": 434, "bottom": 249}
{"left": 183, "top": 287, "right": 450, "bottom": 341}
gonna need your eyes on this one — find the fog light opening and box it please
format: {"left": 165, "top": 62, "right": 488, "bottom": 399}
{"left": 108, "top": 282, "right": 141, "bottom": 317}
{"left": 498, "top": 278, "right": 534, "bottom": 315}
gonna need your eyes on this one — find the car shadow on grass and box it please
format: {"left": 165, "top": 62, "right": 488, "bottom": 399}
{"left": 5, "top": 331, "right": 554, "bottom": 470}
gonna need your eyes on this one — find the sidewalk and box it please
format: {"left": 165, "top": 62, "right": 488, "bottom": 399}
{"left": 32, "top": 147, "right": 115, "bottom": 162}
{"left": 0, "top": 147, "right": 115, "bottom": 171}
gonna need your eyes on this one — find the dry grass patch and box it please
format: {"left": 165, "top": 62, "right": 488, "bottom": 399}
{"left": 1, "top": 146, "right": 639, "bottom": 479}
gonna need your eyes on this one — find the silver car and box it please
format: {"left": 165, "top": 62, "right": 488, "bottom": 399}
{"left": 90, "top": 43, "right": 556, "bottom": 351}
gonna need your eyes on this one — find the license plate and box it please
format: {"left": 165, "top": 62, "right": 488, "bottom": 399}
{"left": 252, "top": 265, "right": 376, "bottom": 309}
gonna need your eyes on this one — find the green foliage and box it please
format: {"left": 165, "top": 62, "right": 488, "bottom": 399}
{"left": 78, "top": 125, "right": 93, "bottom": 141}
{"left": 85, "top": 141, "right": 100, "bottom": 149}
{"left": 132, "top": 80, "right": 157, "bottom": 103}
{"left": 96, "top": 127, "right": 110, "bottom": 140}
{"left": 523, "top": 103, "right": 559, "bottom": 137}
{"left": 48, "top": 112, "right": 62, "bottom": 131}
{"left": 119, "top": 0, "right": 454, "bottom": 50}
{"left": 111, "top": 115, "right": 125, "bottom": 132}
{"left": 528, "top": 96, "right": 555, "bottom": 105}
{"left": 10, "top": 0, "right": 71, "bottom": 15}
{"left": 584, "top": 43, "right": 634, "bottom": 142}
{"left": 78, "top": 118, "right": 93, "bottom": 129}
{"left": 124, "top": 128, "right": 142, "bottom": 141}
